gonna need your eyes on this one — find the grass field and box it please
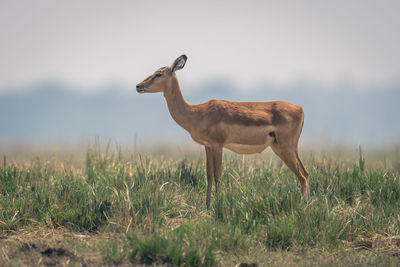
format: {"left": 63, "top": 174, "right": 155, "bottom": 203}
{"left": 1, "top": 143, "right": 400, "bottom": 266}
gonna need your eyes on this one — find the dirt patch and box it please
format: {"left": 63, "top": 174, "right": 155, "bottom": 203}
{"left": 0, "top": 229, "right": 98, "bottom": 266}
{"left": 15, "top": 241, "right": 76, "bottom": 266}
{"left": 40, "top": 246, "right": 75, "bottom": 266}
{"left": 0, "top": 228, "right": 130, "bottom": 266}
{"left": 238, "top": 263, "right": 258, "bottom": 267}
{"left": 41, "top": 247, "right": 74, "bottom": 257}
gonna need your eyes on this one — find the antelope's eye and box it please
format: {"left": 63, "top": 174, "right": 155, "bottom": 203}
{"left": 155, "top": 73, "right": 162, "bottom": 77}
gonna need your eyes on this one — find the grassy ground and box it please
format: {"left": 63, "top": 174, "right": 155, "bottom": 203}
{"left": 0, "top": 144, "right": 400, "bottom": 266}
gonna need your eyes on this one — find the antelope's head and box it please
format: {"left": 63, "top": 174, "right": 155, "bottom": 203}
{"left": 136, "top": 55, "right": 187, "bottom": 93}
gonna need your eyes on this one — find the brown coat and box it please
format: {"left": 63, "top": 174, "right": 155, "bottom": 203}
{"left": 137, "top": 55, "right": 309, "bottom": 208}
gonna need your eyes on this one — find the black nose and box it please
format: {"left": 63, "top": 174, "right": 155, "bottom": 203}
{"left": 136, "top": 85, "right": 140, "bottom": 89}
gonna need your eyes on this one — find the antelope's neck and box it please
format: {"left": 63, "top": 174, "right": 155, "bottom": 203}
{"left": 163, "top": 77, "right": 195, "bottom": 132}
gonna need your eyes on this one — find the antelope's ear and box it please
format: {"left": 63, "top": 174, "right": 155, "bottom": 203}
{"left": 171, "top": 55, "right": 187, "bottom": 72}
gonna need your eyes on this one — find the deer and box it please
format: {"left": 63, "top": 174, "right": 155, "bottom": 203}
{"left": 136, "top": 55, "right": 309, "bottom": 209}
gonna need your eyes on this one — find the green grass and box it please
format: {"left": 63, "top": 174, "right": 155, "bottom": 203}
{"left": 1, "top": 146, "right": 400, "bottom": 265}
{"left": 128, "top": 223, "right": 217, "bottom": 266}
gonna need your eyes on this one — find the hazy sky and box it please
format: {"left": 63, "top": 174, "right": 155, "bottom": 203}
{"left": 1, "top": 0, "right": 399, "bottom": 91}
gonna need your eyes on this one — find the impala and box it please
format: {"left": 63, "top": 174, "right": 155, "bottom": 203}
{"left": 136, "top": 55, "right": 309, "bottom": 209}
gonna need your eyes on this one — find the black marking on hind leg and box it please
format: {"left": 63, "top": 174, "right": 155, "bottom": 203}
{"left": 269, "top": 132, "right": 278, "bottom": 144}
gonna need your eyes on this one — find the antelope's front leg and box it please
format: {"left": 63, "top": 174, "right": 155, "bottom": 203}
{"left": 212, "top": 146, "right": 223, "bottom": 194}
{"left": 205, "top": 146, "right": 214, "bottom": 209}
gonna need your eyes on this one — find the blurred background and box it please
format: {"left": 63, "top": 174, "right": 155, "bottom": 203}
{"left": 0, "top": 0, "right": 399, "bottom": 150}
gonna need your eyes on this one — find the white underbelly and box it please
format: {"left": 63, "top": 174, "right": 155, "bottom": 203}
{"left": 222, "top": 124, "right": 275, "bottom": 154}
{"left": 224, "top": 143, "right": 270, "bottom": 154}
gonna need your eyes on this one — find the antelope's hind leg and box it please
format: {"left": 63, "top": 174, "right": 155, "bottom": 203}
{"left": 271, "top": 144, "right": 310, "bottom": 198}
